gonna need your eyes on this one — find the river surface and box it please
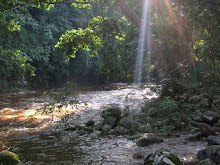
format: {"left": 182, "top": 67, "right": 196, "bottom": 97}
{"left": 0, "top": 84, "right": 207, "bottom": 164}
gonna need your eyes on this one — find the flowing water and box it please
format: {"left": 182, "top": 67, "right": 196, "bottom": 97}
{"left": 0, "top": 84, "right": 207, "bottom": 164}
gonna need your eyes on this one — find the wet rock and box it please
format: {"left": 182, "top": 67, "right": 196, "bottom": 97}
{"left": 185, "top": 132, "right": 202, "bottom": 141}
{"left": 188, "top": 95, "right": 200, "bottom": 104}
{"left": 144, "top": 149, "right": 183, "bottom": 165}
{"left": 200, "top": 98, "right": 210, "bottom": 108}
{"left": 199, "top": 123, "right": 215, "bottom": 137}
{"left": 103, "top": 116, "right": 117, "bottom": 128}
{"left": 94, "top": 121, "right": 103, "bottom": 131}
{"left": 114, "top": 125, "right": 130, "bottom": 135}
{"left": 77, "top": 129, "right": 87, "bottom": 136}
{"left": 215, "top": 119, "right": 220, "bottom": 127}
{"left": 174, "top": 95, "right": 187, "bottom": 102}
{"left": 202, "top": 111, "right": 220, "bottom": 125}
{"left": 83, "top": 126, "right": 93, "bottom": 133}
{"left": 197, "top": 145, "right": 220, "bottom": 164}
{"left": 0, "top": 151, "right": 21, "bottom": 165}
{"left": 198, "top": 158, "right": 216, "bottom": 165}
{"left": 101, "top": 108, "right": 121, "bottom": 121}
{"left": 137, "top": 125, "right": 152, "bottom": 133}
{"left": 88, "top": 132, "right": 98, "bottom": 140}
{"left": 108, "top": 129, "right": 117, "bottom": 136}
{"left": 191, "top": 115, "right": 204, "bottom": 123}
{"left": 85, "top": 120, "right": 95, "bottom": 127}
{"left": 133, "top": 152, "right": 144, "bottom": 159}
{"left": 127, "top": 134, "right": 141, "bottom": 140}
{"left": 101, "top": 124, "right": 112, "bottom": 135}
{"left": 64, "top": 127, "right": 77, "bottom": 131}
{"left": 119, "top": 116, "right": 138, "bottom": 133}
{"left": 207, "top": 135, "right": 220, "bottom": 145}
{"left": 213, "top": 127, "right": 220, "bottom": 133}
{"left": 137, "top": 136, "right": 163, "bottom": 147}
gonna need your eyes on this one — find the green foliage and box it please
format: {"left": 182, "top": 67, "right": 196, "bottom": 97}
{"left": 144, "top": 97, "right": 190, "bottom": 133}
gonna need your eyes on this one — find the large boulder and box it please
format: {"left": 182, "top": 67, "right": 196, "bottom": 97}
{"left": 0, "top": 151, "right": 21, "bottom": 165}
{"left": 137, "top": 136, "right": 163, "bottom": 147}
{"left": 197, "top": 145, "right": 220, "bottom": 164}
{"left": 207, "top": 135, "right": 220, "bottom": 145}
{"left": 144, "top": 149, "right": 183, "bottom": 165}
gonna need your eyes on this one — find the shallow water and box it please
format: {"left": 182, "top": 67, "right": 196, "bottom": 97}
{"left": 0, "top": 84, "right": 207, "bottom": 164}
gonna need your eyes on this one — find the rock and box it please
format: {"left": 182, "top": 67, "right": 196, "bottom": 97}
{"left": 119, "top": 116, "right": 138, "bottom": 133}
{"left": 101, "top": 124, "right": 112, "bottom": 135}
{"left": 215, "top": 119, "right": 220, "bottom": 127}
{"left": 0, "top": 151, "right": 21, "bottom": 165}
{"left": 83, "top": 126, "right": 93, "bottom": 133}
{"left": 133, "top": 152, "right": 144, "bottom": 159}
{"left": 127, "top": 134, "right": 141, "bottom": 140}
{"left": 200, "top": 98, "right": 210, "bottom": 108}
{"left": 202, "top": 111, "right": 220, "bottom": 125}
{"left": 103, "top": 116, "right": 117, "bottom": 128}
{"left": 108, "top": 129, "right": 117, "bottom": 136}
{"left": 137, "top": 125, "right": 152, "bottom": 133}
{"left": 199, "top": 93, "right": 210, "bottom": 99}
{"left": 137, "top": 136, "right": 163, "bottom": 147}
{"left": 174, "top": 95, "right": 187, "bottom": 102}
{"left": 114, "top": 125, "right": 131, "bottom": 135}
{"left": 94, "top": 122, "right": 103, "bottom": 131}
{"left": 188, "top": 95, "right": 200, "bottom": 104}
{"left": 144, "top": 149, "right": 183, "bottom": 165}
{"left": 213, "top": 127, "right": 220, "bottom": 133}
{"left": 199, "top": 123, "right": 215, "bottom": 137}
{"left": 185, "top": 132, "right": 202, "bottom": 141}
{"left": 191, "top": 115, "right": 204, "bottom": 123}
{"left": 197, "top": 145, "right": 220, "bottom": 164}
{"left": 198, "top": 158, "right": 217, "bottom": 165}
{"left": 85, "top": 120, "right": 95, "bottom": 127}
{"left": 101, "top": 108, "right": 121, "bottom": 121}
{"left": 77, "top": 129, "right": 87, "bottom": 136}
{"left": 88, "top": 132, "right": 98, "bottom": 140}
{"left": 207, "top": 135, "right": 220, "bottom": 145}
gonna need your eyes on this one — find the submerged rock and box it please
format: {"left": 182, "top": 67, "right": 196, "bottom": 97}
{"left": 0, "top": 151, "right": 21, "bottom": 165}
{"left": 144, "top": 149, "right": 183, "bottom": 165}
{"left": 197, "top": 145, "right": 220, "bottom": 164}
{"left": 137, "top": 136, "right": 163, "bottom": 147}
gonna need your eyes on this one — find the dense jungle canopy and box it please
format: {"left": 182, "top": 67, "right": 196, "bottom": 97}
{"left": 0, "top": 0, "right": 219, "bottom": 89}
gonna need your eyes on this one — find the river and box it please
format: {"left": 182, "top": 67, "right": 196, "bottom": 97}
{"left": 0, "top": 84, "right": 207, "bottom": 164}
